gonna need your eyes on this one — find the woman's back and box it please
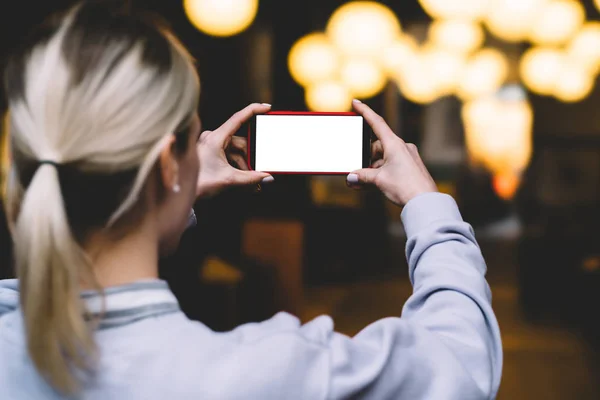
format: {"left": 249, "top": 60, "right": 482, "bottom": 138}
{"left": 1, "top": 192, "right": 501, "bottom": 399}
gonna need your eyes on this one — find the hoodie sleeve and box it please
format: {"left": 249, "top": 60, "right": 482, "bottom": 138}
{"left": 0, "top": 279, "right": 19, "bottom": 316}
{"left": 301, "top": 193, "right": 502, "bottom": 400}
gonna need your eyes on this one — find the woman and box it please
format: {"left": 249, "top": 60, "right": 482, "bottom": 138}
{"left": 0, "top": 2, "right": 502, "bottom": 399}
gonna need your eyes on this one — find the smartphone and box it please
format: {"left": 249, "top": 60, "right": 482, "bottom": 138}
{"left": 248, "top": 111, "right": 370, "bottom": 174}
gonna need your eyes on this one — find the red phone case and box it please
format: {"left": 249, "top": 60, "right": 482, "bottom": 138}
{"left": 247, "top": 111, "right": 362, "bottom": 175}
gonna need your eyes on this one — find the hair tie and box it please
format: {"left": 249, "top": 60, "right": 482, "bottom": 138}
{"left": 39, "top": 160, "right": 60, "bottom": 168}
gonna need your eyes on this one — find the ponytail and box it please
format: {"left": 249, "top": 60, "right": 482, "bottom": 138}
{"left": 4, "top": 0, "right": 200, "bottom": 394}
{"left": 14, "top": 164, "right": 95, "bottom": 394}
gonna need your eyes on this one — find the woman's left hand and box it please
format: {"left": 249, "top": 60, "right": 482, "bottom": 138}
{"left": 196, "top": 103, "right": 273, "bottom": 198}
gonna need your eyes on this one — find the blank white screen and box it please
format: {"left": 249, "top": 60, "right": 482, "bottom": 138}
{"left": 255, "top": 115, "right": 363, "bottom": 172}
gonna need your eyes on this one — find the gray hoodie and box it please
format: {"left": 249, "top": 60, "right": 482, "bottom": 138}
{"left": 0, "top": 193, "right": 502, "bottom": 399}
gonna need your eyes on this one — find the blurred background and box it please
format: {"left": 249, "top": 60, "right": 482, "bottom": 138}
{"left": 1, "top": 0, "right": 600, "bottom": 398}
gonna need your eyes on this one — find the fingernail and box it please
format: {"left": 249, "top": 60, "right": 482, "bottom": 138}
{"left": 261, "top": 103, "right": 272, "bottom": 107}
{"left": 262, "top": 176, "right": 275, "bottom": 183}
{"left": 347, "top": 173, "right": 359, "bottom": 184}
{"left": 352, "top": 99, "right": 362, "bottom": 104}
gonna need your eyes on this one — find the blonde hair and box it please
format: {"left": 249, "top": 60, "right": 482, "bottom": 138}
{"left": 3, "top": 1, "right": 199, "bottom": 394}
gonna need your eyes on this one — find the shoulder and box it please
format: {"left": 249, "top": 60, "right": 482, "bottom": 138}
{"left": 172, "top": 312, "right": 336, "bottom": 360}
{"left": 163, "top": 312, "right": 334, "bottom": 399}
{"left": 217, "top": 312, "right": 335, "bottom": 346}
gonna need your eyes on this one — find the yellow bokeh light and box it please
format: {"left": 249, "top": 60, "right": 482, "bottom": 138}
{"left": 183, "top": 0, "right": 258, "bottom": 37}
{"left": 305, "top": 81, "right": 353, "bottom": 111}
{"left": 428, "top": 20, "right": 485, "bottom": 55}
{"left": 519, "top": 47, "right": 564, "bottom": 95}
{"left": 396, "top": 55, "right": 443, "bottom": 104}
{"left": 326, "top": 1, "right": 401, "bottom": 58}
{"left": 288, "top": 33, "right": 340, "bottom": 87}
{"left": 553, "top": 64, "right": 595, "bottom": 103}
{"left": 529, "top": 0, "right": 585, "bottom": 46}
{"left": 380, "top": 35, "right": 418, "bottom": 78}
{"left": 340, "top": 59, "right": 387, "bottom": 99}
{"left": 566, "top": 22, "right": 600, "bottom": 75}
{"left": 595, "top": 0, "right": 600, "bottom": 12}
{"left": 485, "top": 0, "right": 549, "bottom": 42}
{"left": 397, "top": 77, "right": 442, "bottom": 104}
{"left": 462, "top": 85, "right": 532, "bottom": 177}
{"left": 457, "top": 48, "right": 509, "bottom": 100}
{"left": 462, "top": 97, "right": 499, "bottom": 164}
{"left": 419, "top": 0, "right": 491, "bottom": 20}
{"left": 423, "top": 47, "right": 467, "bottom": 95}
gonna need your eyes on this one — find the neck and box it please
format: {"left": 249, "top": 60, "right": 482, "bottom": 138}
{"left": 83, "top": 221, "right": 159, "bottom": 289}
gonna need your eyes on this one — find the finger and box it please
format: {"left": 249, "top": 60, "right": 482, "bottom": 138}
{"left": 228, "top": 153, "right": 249, "bottom": 171}
{"left": 215, "top": 103, "right": 271, "bottom": 142}
{"left": 371, "top": 140, "right": 383, "bottom": 160}
{"left": 370, "top": 154, "right": 383, "bottom": 166}
{"left": 406, "top": 143, "right": 428, "bottom": 174}
{"left": 352, "top": 99, "right": 399, "bottom": 147}
{"left": 229, "top": 169, "right": 274, "bottom": 186}
{"left": 230, "top": 136, "right": 248, "bottom": 155}
{"left": 347, "top": 168, "right": 379, "bottom": 186}
{"left": 406, "top": 143, "right": 419, "bottom": 160}
{"left": 371, "top": 159, "right": 385, "bottom": 169}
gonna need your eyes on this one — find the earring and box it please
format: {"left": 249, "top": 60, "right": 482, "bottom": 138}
{"left": 173, "top": 183, "right": 181, "bottom": 193}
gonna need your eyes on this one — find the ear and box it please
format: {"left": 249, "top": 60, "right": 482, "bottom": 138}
{"left": 158, "top": 135, "right": 179, "bottom": 192}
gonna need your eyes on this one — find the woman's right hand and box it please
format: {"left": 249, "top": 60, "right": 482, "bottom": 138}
{"left": 347, "top": 99, "right": 438, "bottom": 206}
{"left": 195, "top": 103, "right": 273, "bottom": 199}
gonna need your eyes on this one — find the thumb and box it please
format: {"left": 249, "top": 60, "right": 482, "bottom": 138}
{"left": 229, "top": 170, "right": 274, "bottom": 186}
{"left": 347, "top": 168, "right": 379, "bottom": 185}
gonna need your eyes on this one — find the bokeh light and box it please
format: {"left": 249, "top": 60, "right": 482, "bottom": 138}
{"left": 428, "top": 20, "right": 485, "bottom": 55}
{"left": 520, "top": 47, "right": 564, "bottom": 95}
{"left": 493, "top": 173, "right": 521, "bottom": 200}
{"left": 566, "top": 22, "right": 600, "bottom": 75}
{"left": 288, "top": 0, "right": 600, "bottom": 108}
{"left": 183, "top": 0, "right": 259, "bottom": 37}
{"left": 326, "top": 1, "right": 401, "bottom": 58}
{"left": 340, "top": 59, "right": 387, "bottom": 99}
{"left": 423, "top": 47, "right": 467, "bottom": 95}
{"left": 457, "top": 48, "right": 509, "bottom": 100}
{"left": 397, "top": 76, "right": 442, "bottom": 104}
{"left": 305, "top": 81, "right": 353, "bottom": 111}
{"left": 462, "top": 85, "right": 532, "bottom": 180}
{"left": 380, "top": 35, "right": 418, "bottom": 78}
{"left": 553, "top": 64, "right": 595, "bottom": 103}
{"left": 462, "top": 97, "right": 499, "bottom": 164}
{"left": 485, "top": 0, "right": 549, "bottom": 42}
{"left": 419, "top": 0, "right": 491, "bottom": 20}
{"left": 396, "top": 55, "right": 443, "bottom": 104}
{"left": 529, "top": 0, "right": 585, "bottom": 46}
{"left": 288, "top": 33, "right": 340, "bottom": 87}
